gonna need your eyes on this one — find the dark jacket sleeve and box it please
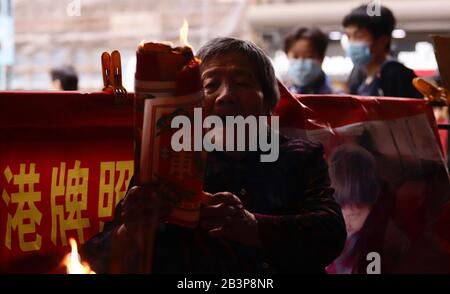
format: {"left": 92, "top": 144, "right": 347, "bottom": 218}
{"left": 254, "top": 141, "right": 347, "bottom": 273}
{"left": 380, "top": 62, "right": 423, "bottom": 99}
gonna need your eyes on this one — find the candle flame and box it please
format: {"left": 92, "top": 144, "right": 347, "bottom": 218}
{"left": 63, "top": 238, "right": 95, "bottom": 274}
{"left": 179, "top": 19, "right": 192, "bottom": 49}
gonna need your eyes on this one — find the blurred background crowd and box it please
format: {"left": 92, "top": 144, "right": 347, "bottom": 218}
{"left": 0, "top": 0, "right": 447, "bottom": 93}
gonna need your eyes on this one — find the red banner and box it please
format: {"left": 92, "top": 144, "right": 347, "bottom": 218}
{"left": 0, "top": 92, "right": 134, "bottom": 273}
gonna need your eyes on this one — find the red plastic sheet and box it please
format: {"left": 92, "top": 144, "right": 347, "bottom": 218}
{"left": 275, "top": 86, "right": 450, "bottom": 273}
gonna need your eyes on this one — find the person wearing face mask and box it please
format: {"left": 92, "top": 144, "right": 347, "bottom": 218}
{"left": 284, "top": 27, "right": 335, "bottom": 95}
{"left": 343, "top": 5, "right": 422, "bottom": 98}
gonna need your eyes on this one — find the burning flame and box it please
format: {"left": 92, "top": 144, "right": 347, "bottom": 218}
{"left": 179, "top": 19, "right": 192, "bottom": 49}
{"left": 63, "top": 238, "right": 95, "bottom": 274}
{"left": 139, "top": 40, "right": 146, "bottom": 50}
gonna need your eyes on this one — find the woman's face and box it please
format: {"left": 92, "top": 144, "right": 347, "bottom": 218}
{"left": 287, "top": 39, "right": 323, "bottom": 64}
{"left": 342, "top": 204, "right": 372, "bottom": 237}
{"left": 200, "top": 52, "right": 268, "bottom": 119}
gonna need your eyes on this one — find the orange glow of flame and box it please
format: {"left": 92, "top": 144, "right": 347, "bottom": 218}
{"left": 179, "top": 19, "right": 192, "bottom": 49}
{"left": 63, "top": 238, "right": 95, "bottom": 274}
{"left": 139, "top": 40, "right": 146, "bottom": 49}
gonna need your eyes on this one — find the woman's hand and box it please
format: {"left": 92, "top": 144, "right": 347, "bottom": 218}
{"left": 110, "top": 183, "right": 172, "bottom": 273}
{"left": 200, "top": 192, "right": 260, "bottom": 247}
{"left": 115, "top": 184, "right": 172, "bottom": 244}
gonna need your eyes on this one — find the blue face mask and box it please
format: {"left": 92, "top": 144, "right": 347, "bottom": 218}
{"left": 287, "top": 58, "right": 323, "bottom": 87}
{"left": 346, "top": 42, "right": 372, "bottom": 66}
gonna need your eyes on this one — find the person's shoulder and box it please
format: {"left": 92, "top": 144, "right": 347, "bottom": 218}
{"left": 380, "top": 60, "right": 422, "bottom": 98}
{"left": 381, "top": 60, "right": 416, "bottom": 78}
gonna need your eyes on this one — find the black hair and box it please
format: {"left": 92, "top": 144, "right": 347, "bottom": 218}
{"left": 284, "top": 27, "right": 329, "bottom": 58}
{"left": 343, "top": 4, "right": 396, "bottom": 52}
{"left": 329, "top": 144, "right": 380, "bottom": 207}
{"left": 51, "top": 65, "right": 79, "bottom": 90}
{"left": 196, "top": 37, "right": 279, "bottom": 110}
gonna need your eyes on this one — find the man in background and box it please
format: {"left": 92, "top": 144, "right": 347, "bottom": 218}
{"left": 50, "top": 65, "right": 79, "bottom": 91}
{"left": 343, "top": 4, "right": 422, "bottom": 98}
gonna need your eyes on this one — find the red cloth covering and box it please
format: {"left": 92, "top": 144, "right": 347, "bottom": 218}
{"left": 275, "top": 87, "right": 449, "bottom": 273}
{"left": 0, "top": 91, "right": 134, "bottom": 273}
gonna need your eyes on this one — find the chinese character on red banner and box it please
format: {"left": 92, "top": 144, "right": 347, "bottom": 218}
{"left": 51, "top": 161, "right": 90, "bottom": 246}
{"left": 98, "top": 160, "right": 133, "bottom": 231}
{"left": 2, "top": 164, "right": 42, "bottom": 252}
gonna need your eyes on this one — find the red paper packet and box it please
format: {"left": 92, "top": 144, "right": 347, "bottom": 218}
{"left": 134, "top": 42, "right": 207, "bottom": 228}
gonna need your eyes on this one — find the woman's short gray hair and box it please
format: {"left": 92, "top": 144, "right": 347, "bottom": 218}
{"left": 196, "top": 37, "right": 280, "bottom": 110}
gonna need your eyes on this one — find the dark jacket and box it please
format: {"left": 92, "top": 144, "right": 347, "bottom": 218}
{"left": 348, "top": 60, "right": 422, "bottom": 98}
{"left": 83, "top": 137, "right": 346, "bottom": 274}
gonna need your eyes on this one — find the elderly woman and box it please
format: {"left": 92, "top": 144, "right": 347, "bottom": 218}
{"left": 83, "top": 37, "right": 346, "bottom": 274}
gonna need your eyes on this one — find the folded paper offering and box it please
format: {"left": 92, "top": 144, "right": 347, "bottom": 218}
{"left": 134, "top": 42, "right": 207, "bottom": 228}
